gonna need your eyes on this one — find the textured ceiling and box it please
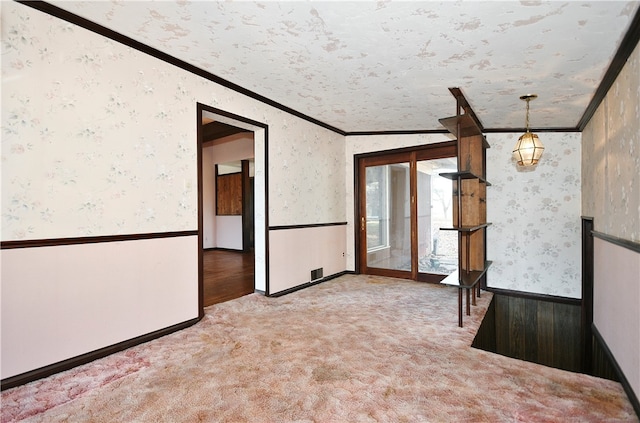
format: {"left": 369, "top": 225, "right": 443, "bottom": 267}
{"left": 50, "top": 1, "right": 639, "bottom": 133}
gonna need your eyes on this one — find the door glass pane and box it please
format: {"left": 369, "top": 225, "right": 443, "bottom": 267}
{"left": 417, "top": 158, "right": 458, "bottom": 275}
{"left": 366, "top": 163, "right": 411, "bottom": 271}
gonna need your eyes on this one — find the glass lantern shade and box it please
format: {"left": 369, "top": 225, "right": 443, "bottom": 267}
{"left": 513, "top": 131, "right": 544, "bottom": 166}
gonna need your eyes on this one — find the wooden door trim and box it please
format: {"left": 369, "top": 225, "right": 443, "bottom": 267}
{"left": 415, "top": 141, "right": 457, "bottom": 160}
{"left": 410, "top": 151, "right": 418, "bottom": 281}
{"left": 241, "top": 159, "right": 251, "bottom": 252}
{"left": 357, "top": 158, "right": 368, "bottom": 274}
{"left": 359, "top": 151, "right": 412, "bottom": 167}
{"left": 356, "top": 140, "right": 456, "bottom": 160}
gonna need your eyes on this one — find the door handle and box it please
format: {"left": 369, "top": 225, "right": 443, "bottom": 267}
{"left": 361, "top": 217, "right": 365, "bottom": 231}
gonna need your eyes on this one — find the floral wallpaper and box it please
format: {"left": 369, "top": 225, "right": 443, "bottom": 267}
{"left": 582, "top": 41, "right": 640, "bottom": 243}
{"left": 1, "top": 2, "right": 345, "bottom": 241}
{"left": 268, "top": 113, "right": 345, "bottom": 226}
{"left": 487, "top": 133, "right": 582, "bottom": 298}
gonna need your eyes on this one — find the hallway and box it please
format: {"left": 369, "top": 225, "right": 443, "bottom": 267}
{"left": 203, "top": 249, "right": 255, "bottom": 307}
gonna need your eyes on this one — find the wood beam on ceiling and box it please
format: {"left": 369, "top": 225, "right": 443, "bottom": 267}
{"left": 202, "top": 121, "right": 248, "bottom": 142}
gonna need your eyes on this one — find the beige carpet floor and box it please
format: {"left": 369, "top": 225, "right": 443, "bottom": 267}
{"left": 2, "top": 274, "right": 637, "bottom": 422}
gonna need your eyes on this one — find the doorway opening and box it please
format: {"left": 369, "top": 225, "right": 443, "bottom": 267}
{"left": 355, "top": 141, "right": 458, "bottom": 283}
{"left": 198, "top": 104, "right": 268, "bottom": 315}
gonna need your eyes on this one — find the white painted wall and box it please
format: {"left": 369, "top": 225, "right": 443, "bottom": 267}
{"left": 0, "top": 236, "right": 198, "bottom": 379}
{"left": 252, "top": 128, "right": 268, "bottom": 293}
{"left": 210, "top": 133, "right": 255, "bottom": 164}
{"left": 203, "top": 145, "right": 216, "bottom": 249}
{"left": 216, "top": 216, "right": 244, "bottom": 250}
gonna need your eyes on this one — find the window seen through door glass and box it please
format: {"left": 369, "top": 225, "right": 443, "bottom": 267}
{"left": 365, "top": 163, "right": 411, "bottom": 271}
{"left": 417, "top": 157, "right": 458, "bottom": 275}
{"left": 365, "top": 165, "right": 389, "bottom": 251}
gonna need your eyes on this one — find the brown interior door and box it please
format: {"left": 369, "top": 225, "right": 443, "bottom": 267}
{"left": 357, "top": 142, "right": 457, "bottom": 283}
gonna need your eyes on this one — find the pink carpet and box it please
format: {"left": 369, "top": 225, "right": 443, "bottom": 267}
{"left": 2, "top": 274, "right": 637, "bottom": 422}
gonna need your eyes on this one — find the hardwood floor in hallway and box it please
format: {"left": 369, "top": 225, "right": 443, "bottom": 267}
{"left": 203, "top": 249, "right": 255, "bottom": 307}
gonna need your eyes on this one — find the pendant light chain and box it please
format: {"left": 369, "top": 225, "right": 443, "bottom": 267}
{"left": 525, "top": 98, "right": 531, "bottom": 132}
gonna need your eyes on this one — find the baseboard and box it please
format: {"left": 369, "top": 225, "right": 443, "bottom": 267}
{"left": 1, "top": 317, "right": 201, "bottom": 391}
{"left": 268, "top": 270, "right": 353, "bottom": 297}
{"left": 203, "top": 247, "right": 246, "bottom": 252}
{"left": 592, "top": 324, "right": 640, "bottom": 418}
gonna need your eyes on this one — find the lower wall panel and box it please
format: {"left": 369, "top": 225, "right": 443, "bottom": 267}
{"left": 269, "top": 225, "right": 346, "bottom": 294}
{"left": 593, "top": 237, "right": 640, "bottom": 401}
{"left": 216, "top": 215, "right": 243, "bottom": 250}
{"left": 473, "top": 292, "right": 582, "bottom": 373}
{"left": 591, "top": 325, "right": 621, "bottom": 382}
{"left": 1, "top": 236, "right": 199, "bottom": 379}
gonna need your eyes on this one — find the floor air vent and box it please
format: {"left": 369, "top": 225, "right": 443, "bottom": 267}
{"left": 311, "top": 268, "right": 323, "bottom": 281}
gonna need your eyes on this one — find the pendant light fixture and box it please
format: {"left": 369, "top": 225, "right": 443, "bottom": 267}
{"left": 513, "top": 94, "right": 544, "bottom": 166}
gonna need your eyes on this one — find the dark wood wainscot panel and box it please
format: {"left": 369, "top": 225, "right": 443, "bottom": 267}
{"left": 473, "top": 292, "right": 583, "bottom": 373}
{"left": 216, "top": 172, "right": 242, "bottom": 215}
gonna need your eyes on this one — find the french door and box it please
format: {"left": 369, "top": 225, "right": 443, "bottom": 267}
{"left": 357, "top": 143, "right": 458, "bottom": 282}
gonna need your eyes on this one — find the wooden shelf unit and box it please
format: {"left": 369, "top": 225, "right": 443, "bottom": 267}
{"left": 439, "top": 171, "right": 491, "bottom": 186}
{"left": 438, "top": 88, "right": 491, "bottom": 327}
{"left": 440, "top": 223, "right": 492, "bottom": 232}
{"left": 441, "top": 261, "right": 493, "bottom": 288}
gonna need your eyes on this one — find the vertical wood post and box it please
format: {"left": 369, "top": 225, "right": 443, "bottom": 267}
{"left": 581, "top": 216, "right": 594, "bottom": 373}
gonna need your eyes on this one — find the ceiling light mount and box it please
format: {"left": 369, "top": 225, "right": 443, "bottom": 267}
{"left": 519, "top": 94, "right": 538, "bottom": 101}
{"left": 513, "top": 94, "right": 544, "bottom": 166}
